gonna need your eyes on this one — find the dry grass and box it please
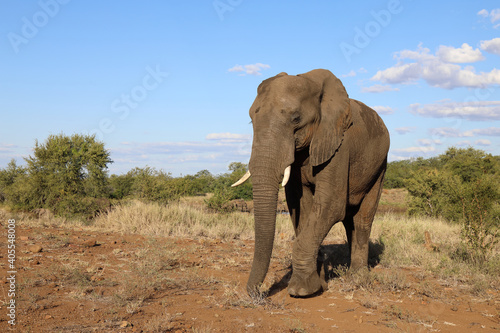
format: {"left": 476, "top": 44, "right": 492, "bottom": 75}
{"left": 91, "top": 199, "right": 294, "bottom": 243}
{"left": 10, "top": 199, "right": 500, "bottom": 297}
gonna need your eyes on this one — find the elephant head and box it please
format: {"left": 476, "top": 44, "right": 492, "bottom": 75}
{"left": 233, "top": 69, "right": 352, "bottom": 295}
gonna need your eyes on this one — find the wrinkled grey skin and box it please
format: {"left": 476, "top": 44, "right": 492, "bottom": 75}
{"left": 245, "top": 69, "right": 390, "bottom": 297}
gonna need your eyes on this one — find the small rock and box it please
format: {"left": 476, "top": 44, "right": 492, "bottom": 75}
{"left": 90, "top": 275, "right": 104, "bottom": 282}
{"left": 20, "top": 236, "right": 29, "bottom": 241}
{"left": 112, "top": 248, "right": 123, "bottom": 255}
{"left": 44, "top": 315, "right": 53, "bottom": 319}
{"left": 47, "top": 282, "right": 57, "bottom": 288}
{"left": 28, "top": 245, "right": 43, "bottom": 253}
{"left": 81, "top": 240, "right": 97, "bottom": 248}
{"left": 451, "top": 306, "right": 458, "bottom": 311}
{"left": 120, "top": 321, "right": 131, "bottom": 328}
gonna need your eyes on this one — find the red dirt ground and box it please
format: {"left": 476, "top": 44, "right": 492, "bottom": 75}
{"left": 1, "top": 218, "right": 499, "bottom": 332}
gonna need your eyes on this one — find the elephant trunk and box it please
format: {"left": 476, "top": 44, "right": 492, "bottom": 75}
{"left": 246, "top": 138, "right": 293, "bottom": 294}
{"left": 246, "top": 174, "right": 280, "bottom": 295}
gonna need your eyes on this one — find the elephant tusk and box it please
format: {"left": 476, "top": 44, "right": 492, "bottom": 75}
{"left": 231, "top": 170, "right": 251, "bottom": 187}
{"left": 281, "top": 165, "right": 291, "bottom": 187}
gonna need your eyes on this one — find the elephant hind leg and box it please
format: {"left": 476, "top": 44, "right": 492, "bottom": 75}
{"left": 348, "top": 170, "right": 385, "bottom": 270}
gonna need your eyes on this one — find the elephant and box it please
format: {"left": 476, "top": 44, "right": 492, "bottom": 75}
{"left": 232, "top": 69, "right": 390, "bottom": 297}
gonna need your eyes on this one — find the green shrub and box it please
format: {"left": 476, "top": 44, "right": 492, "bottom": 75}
{"left": 0, "top": 134, "right": 112, "bottom": 218}
{"left": 205, "top": 187, "right": 235, "bottom": 213}
{"left": 451, "top": 176, "right": 499, "bottom": 264}
{"left": 127, "top": 167, "right": 180, "bottom": 204}
{"left": 405, "top": 147, "right": 499, "bottom": 265}
{"left": 109, "top": 173, "right": 134, "bottom": 199}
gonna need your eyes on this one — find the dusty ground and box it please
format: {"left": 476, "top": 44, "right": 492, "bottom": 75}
{"left": 0, "top": 226, "right": 498, "bottom": 332}
{"left": 0, "top": 190, "right": 499, "bottom": 332}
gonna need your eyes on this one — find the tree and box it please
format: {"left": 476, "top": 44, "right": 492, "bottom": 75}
{"left": 127, "top": 166, "right": 180, "bottom": 203}
{"left": 23, "top": 133, "right": 112, "bottom": 218}
{"left": 440, "top": 146, "right": 497, "bottom": 182}
{"left": 405, "top": 147, "right": 500, "bottom": 264}
{"left": 0, "top": 159, "right": 29, "bottom": 205}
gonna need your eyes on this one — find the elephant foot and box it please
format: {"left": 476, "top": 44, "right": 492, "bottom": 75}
{"left": 287, "top": 271, "right": 323, "bottom": 297}
{"left": 350, "top": 255, "right": 369, "bottom": 272}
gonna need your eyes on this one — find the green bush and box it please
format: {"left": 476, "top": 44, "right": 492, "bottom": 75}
{"left": 449, "top": 175, "right": 499, "bottom": 264}
{"left": 109, "top": 173, "right": 134, "bottom": 199}
{"left": 127, "top": 167, "right": 181, "bottom": 204}
{"left": 405, "top": 147, "right": 499, "bottom": 264}
{"left": 0, "top": 134, "right": 112, "bottom": 219}
{"left": 0, "top": 160, "right": 36, "bottom": 209}
{"left": 205, "top": 186, "right": 235, "bottom": 213}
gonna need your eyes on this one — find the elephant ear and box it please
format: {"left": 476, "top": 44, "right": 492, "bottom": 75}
{"left": 298, "top": 69, "right": 352, "bottom": 166}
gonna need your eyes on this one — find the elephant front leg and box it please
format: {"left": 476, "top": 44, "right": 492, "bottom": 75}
{"left": 288, "top": 202, "right": 343, "bottom": 297}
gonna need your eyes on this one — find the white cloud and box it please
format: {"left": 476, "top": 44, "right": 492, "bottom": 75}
{"left": 371, "top": 43, "right": 500, "bottom": 89}
{"left": 463, "top": 127, "right": 500, "bottom": 136}
{"left": 341, "top": 68, "right": 367, "bottom": 78}
{"left": 206, "top": 132, "right": 251, "bottom": 143}
{"left": 228, "top": 63, "right": 270, "bottom": 76}
{"left": 113, "top": 137, "right": 251, "bottom": 161}
{"left": 428, "top": 126, "right": 500, "bottom": 138}
{"left": 394, "top": 127, "right": 416, "bottom": 135}
{"left": 436, "top": 43, "right": 484, "bottom": 63}
{"left": 342, "top": 70, "right": 356, "bottom": 78}
{"left": 410, "top": 100, "right": 500, "bottom": 121}
{"left": 371, "top": 105, "right": 394, "bottom": 115}
{"left": 372, "top": 62, "right": 420, "bottom": 85}
{"left": 390, "top": 146, "right": 437, "bottom": 161}
{"left": 389, "top": 146, "right": 438, "bottom": 162}
{"left": 480, "top": 37, "right": 500, "bottom": 55}
{"left": 393, "top": 146, "right": 437, "bottom": 153}
{"left": 428, "top": 127, "right": 463, "bottom": 138}
{"left": 475, "top": 139, "right": 492, "bottom": 146}
{"left": 110, "top": 137, "right": 253, "bottom": 176}
{"left": 361, "top": 84, "right": 400, "bottom": 93}
{"left": 0, "top": 143, "right": 17, "bottom": 153}
{"left": 478, "top": 9, "right": 489, "bottom": 18}
{"left": 418, "top": 139, "right": 442, "bottom": 146}
{"left": 478, "top": 8, "right": 500, "bottom": 28}
{"left": 493, "top": 9, "right": 500, "bottom": 23}
{"left": 456, "top": 140, "right": 472, "bottom": 146}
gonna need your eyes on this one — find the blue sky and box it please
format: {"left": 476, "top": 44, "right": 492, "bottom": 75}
{"left": 1, "top": 1, "right": 499, "bottom": 176}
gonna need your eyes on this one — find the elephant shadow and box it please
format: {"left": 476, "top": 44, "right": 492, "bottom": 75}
{"left": 267, "top": 240, "right": 385, "bottom": 297}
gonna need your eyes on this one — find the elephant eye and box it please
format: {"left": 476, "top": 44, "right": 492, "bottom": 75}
{"left": 290, "top": 111, "right": 301, "bottom": 124}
